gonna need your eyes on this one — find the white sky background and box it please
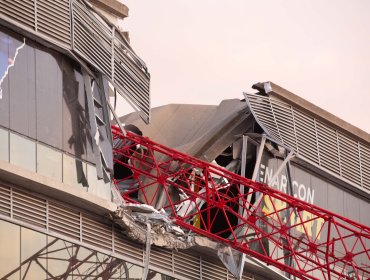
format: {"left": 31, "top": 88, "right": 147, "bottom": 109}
{"left": 119, "top": 0, "right": 370, "bottom": 133}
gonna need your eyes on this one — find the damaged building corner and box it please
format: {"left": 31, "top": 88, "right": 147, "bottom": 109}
{"left": 113, "top": 84, "right": 370, "bottom": 279}
{"left": 0, "top": 0, "right": 369, "bottom": 279}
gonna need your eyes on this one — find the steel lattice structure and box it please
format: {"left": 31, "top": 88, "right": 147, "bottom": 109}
{"left": 112, "top": 126, "right": 370, "bottom": 280}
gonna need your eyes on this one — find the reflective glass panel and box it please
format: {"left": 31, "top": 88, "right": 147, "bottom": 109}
{"left": 0, "top": 220, "right": 20, "bottom": 280}
{"left": 9, "top": 40, "right": 36, "bottom": 138}
{"left": 35, "top": 48, "right": 63, "bottom": 149}
{"left": 21, "top": 227, "right": 47, "bottom": 279}
{"left": 47, "top": 237, "right": 74, "bottom": 277}
{"left": 0, "top": 30, "right": 10, "bottom": 128}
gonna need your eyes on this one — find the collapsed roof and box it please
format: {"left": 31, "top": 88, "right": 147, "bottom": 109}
{"left": 120, "top": 82, "right": 370, "bottom": 198}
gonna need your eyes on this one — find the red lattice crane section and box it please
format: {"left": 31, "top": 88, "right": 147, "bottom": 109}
{"left": 112, "top": 126, "right": 370, "bottom": 280}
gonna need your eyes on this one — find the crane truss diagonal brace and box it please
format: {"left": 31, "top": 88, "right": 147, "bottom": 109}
{"left": 111, "top": 127, "right": 370, "bottom": 280}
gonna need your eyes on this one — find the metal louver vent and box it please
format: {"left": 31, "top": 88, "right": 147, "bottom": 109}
{"left": 82, "top": 215, "right": 112, "bottom": 250}
{"left": 360, "top": 144, "right": 370, "bottom": 189}
{"left": 114, "top": 38, "right": 151, "bottom": 121}
{"left": 37, "top": 0, "right": 70, "bottom": 45}
{"left": 294, "top": 110, "right": 319, "bottom": 163}
{"left": 316, "top": 121, "right": 340, "bottom": 173}
{"left": 0, "top": 0, "right": 151, "bottom": 122}
{"left": 114, "top": 229, "right": 144, "bottom": 263}
{"left": 12, "top": 190, "right": 46, "bottom": 228}
{"left": 149, "top": 246, "right": 173, "bottom": 274}
{"left": 338, "top": 132, "right": 361, "bottom": 186}
{"left": 0, "top": 0, "right": 35, "bottom": 30}
{"left": 247, "top": 95, "right": 281, "bottom": 142}
{"left": 174, "top": 252, "right": 200, "bottom": 280}
{"left": 72, "top": 0, "right": 112, "bottom": 79}
{"left": 0, "top": 184, "right": 11, "bottom": 217}
{"left": 201, "top": 259, "right": 228, "bottom": 280}
{"left": 0, "top": 183, "right": 258, "bottom": 280}
{"left": 49, "top": 201, "right": 81, "bottom": 240}
{"left": 245, "top": 93, "right": 370, "bottom": 193}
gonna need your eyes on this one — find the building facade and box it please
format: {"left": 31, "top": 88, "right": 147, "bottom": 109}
{"left": 0, "top": 1, "right": 369, "bottom": 279}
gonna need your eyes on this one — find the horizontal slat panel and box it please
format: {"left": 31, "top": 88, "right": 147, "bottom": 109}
{"left": 202, "top": 259, "right": 227, "bottom": 280}
{"left": 12, "top": 191, "right": 46, "bottom": 228}
{"left": 0, "top": 184, "right": 11, "bottom": 217}
{"left": 1, "top": 0, "right": 151, "bottom": 121}
{"left": 114, "top": 229, "right": 144, "bottom": 263}
{"left": 49, "top": 202, "right": 81, "bottom": 240}
{"left": 245, "top": 93, "right": 370, "bottom": 193}
{"left": 174, "top": 252, "right": 200, "bottom": 280}
{"left": 82, "top": 215, "right": 112, "bottom": 250}
{"left": 0, "top": 0, "right": 35, "bottom": 29}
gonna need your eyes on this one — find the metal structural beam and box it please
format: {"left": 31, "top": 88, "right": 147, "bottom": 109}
{"left": 112, "top": 126, "right": 370, "bottom": 280}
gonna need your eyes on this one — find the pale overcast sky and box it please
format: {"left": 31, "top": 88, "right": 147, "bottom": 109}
{"left": 120, "top": 0, "right": 370, "bottom": 133}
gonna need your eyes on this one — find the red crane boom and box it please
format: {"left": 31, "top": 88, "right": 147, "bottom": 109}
{"left": 112, "top": 126, "right": 370, "bottom": 280}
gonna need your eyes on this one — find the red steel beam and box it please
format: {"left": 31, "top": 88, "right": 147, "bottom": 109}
{"left": 112, "top": 126, "right": 370, "bottom": 280}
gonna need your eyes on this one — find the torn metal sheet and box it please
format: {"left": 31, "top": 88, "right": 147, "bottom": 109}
{"left": 120, "top": 99, "right": 255, "bottom": 163}
{"left": 112, "top": 204, "right": 194, "bottom": 249}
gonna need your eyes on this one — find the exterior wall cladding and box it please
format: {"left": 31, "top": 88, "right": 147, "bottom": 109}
{"left": 0, "top": 27, "right": 112, "bottom": 197}
{"left": 0, "top": 2, "right": 369, "bottom": 280}
{"left": 0, "top": 2, "right": 255, "bottom": 280}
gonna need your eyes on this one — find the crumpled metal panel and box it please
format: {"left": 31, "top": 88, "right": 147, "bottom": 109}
{"left": 120, "top": 99, "right": 254, "bottom": 162}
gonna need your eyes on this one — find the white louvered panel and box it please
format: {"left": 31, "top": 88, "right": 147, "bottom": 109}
{"left": 149, "top": 246, "right": 173, "bottom": 274}
{"left": 292, "top": 110, "right": 319, "bottom": 163}
{"left": 270, "top": 100, "right": 296, "bottom": 149}
{"left": 114, "top": 62, "right": 150, "bottom": 120}
{"left": 113, "top": 53, "right": 149, "bottom": 103}
{"left": 316, "top": 121, "right": 341, "bottom": 174}
{"left": 73, "top": 1, "right": 112, "bottom": 79}
{"left": 114, "top": 40, "right": 150, "bottom": 90}
{"left": 245, "top": 93, "right": 370, "bottom": 193}
{"left": 241, "top": 274, "right": 255, "bottom": 280}
{"left": 49, "top": 201, "right": 81, "bottom": 240}
{"left": 360, "top": 144, "right": 370, "bottom": 190}
{"left": 0, "top": 0, "right": 35, "bottom": 30}
{"left": 114, "top": 229, "right": 144, "bottom": 263}
{"left": 114, "top": 38, "right": 149, "bottom": 78}
{"left": 0, "top": 184, "right": 11, "bottom": 217}
{"left": 74, "top": 25, "right": 112, "bottom": 78}
{"left": 229, "top": 273, "right": 255, "bottom": 280}
{"left": 37, "top": 0, "right": 70, "bottom": 45}
{"left": 201, "top": 259, "right": 228, "bottom": 280}
{"left": 73, "top": 1, "right": 112, "bottom": 47}
{"left": 174, "top": 251, "right": 200, "bottom": 280}
{"left": 114, "top": 45, "right": 150, "bottom": 121}
{"left": 12, "top": 190, "right": 46, "bottom": 228}
{"left": 338, "top": 133, "right": 362, "bottom": 186}
{"left": 248, "top": 96, "right": 281, "bottom": 142}
{"left": 82, "top": 215, "right": 112, "bottom": 250}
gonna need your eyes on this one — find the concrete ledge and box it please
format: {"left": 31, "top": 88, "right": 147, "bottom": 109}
{"left": 0, "top": 160, "right": 117, "bottom": 215}
{"left": 89, "top": 0, "right": 129, "bottom": 18}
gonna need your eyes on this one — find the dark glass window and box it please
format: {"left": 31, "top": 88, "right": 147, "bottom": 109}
{"left": 35, "top": 49, "right": 63, "bottom": 149}
{"left": 0, "top": 30, "right": 11, "bottom": 128}
{"left": 9, "top": 42, "right": 36, "bottom": 138}
{"left": 62, "top": 59, "right": 86, "bottom": 160}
